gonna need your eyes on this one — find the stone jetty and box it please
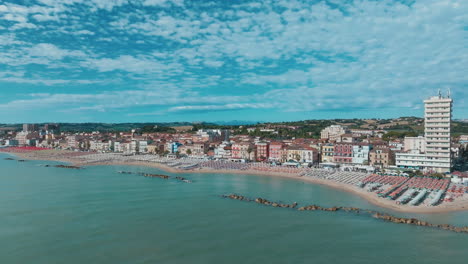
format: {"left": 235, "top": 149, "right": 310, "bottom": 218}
{"left": 221, "top": 193, "right": 468, "bottom": 234}
{"left": 54, "top": 165, "right": 81, "bottom": 169}
{"left": 222, "top": 194, "right": 298, "bottom": 208}
{"left": 175, "top": 176, "right": 192, "bottom": 183}
{"left": 118, "top": 171, "right": 171, "bottom": 179}
{"left": 140, "top": 172, "right": 170, "bottom": 179}
{"left": 117, "top": 171, "right": 191, "bottom": 182}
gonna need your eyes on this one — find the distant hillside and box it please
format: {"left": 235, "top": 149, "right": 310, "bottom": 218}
{"left": 0, "top": 118, "right": 466, "bottom": 136}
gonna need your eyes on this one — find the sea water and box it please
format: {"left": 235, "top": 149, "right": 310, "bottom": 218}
{"left": 1, "top": 154, "right": 467, "bottom": 264}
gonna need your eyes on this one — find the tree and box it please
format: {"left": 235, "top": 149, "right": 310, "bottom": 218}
{"left": 429, "top": 173, "right": 445, "bottom": 178}
{"left": 186, "top": 149, "right": 192, "bottom": 155}
{"left": 295, "top": 154, "right": 301, "bottom": 162}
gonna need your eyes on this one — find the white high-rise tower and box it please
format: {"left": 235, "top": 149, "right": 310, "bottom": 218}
{"left": 423, "top": 90, "right": 452, "bottom": 173}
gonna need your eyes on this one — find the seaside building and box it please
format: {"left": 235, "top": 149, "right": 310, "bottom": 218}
{"left": 369, "top": 148, "right": 394, "bottom": 168}
{"left": 139, "top": 140, "right": 149, "bottom": 153}
{"left": 320, "top": 143, "right": 334, "bottom": 163}
{"left": 286, "top": 145, "right": 317, "bottom": 163}
{"left": 166, "top": 142, "right": 182, "bottom": 154}
{"left": 255, "top": 141, "right": 269, "bottom": 161}
{"left": 333, "top": 142, "right": 353, "bottom": 163}
{"left": 232, "top": 142, "right": 255, "bottom": 160}
{"left": 395, "top": 151, "right": 428, "bottom": 170}
{"left": 90, "top": 140, "right": 111, "bottom": 152}
{"left": 15, "top": 131, "right": 29, "bottom": 146}
{"left": 214, "top": 142, "right": 232, "bottom": 159}
{"left": 424, "top": 92, "right": 453, "bottom": 173}
{"left": 192, "top": 142, "right": 208, "bottom": 156}
{"left": 268, "top": 142, "right": 284, "bottom": 161}
{"left": 396, "top": 91, "right": 453, "bottom": 173}
{"left": 352, "top": 144, "right": 371, "bottom": 164}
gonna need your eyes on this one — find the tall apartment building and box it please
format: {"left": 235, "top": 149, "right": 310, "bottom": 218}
{"left": 396, "top": 91, "right": 453, "bottom": 173}
{"left": 424, "top": 91, "right": 452, "bottom": 173}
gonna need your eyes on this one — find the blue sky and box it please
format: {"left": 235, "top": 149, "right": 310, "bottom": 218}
{"left": 0, "top": 0, "right": 467, "bottom": 123}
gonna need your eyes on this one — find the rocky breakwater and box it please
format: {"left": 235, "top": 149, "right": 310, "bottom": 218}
{"left": 118, "top": 171, "right": 192, "bottom": 182}
{"left": 298, "top": 205, "right": 364, "bottom": 213}
{"left": 222, "top": 194, "right": 298, "bottom": 209}
{"left": 175, "top": 176, "right": 192, "bottom": 183}
{"left": 222, "top": 193, "right": 468, "bottom": 234}
{"left": 371, "top": 213, "right": 468, "bottom": 233}
{"left": 4, "top": 157, "right": 15, "bottom": 160}
{"left": 140, "top": 173, "right": 170, "bottom": 179}
{"left": 54, "top": 165, "right": 81, "bottom": 169}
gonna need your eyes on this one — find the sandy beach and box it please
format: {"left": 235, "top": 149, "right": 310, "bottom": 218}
{"left": 4, "top": 149, "right": 468, "bottom": 214}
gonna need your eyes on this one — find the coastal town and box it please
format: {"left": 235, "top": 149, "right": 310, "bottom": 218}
{"left": 1, "top": 92, "right": 468, "bottom": 212}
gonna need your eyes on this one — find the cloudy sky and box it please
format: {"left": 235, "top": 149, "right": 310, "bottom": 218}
{"left": 0, "top": 0, "right": 466, "bottom": 123}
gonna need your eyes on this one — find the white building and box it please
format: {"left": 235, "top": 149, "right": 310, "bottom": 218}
{"left": 320, "top": 125, "right": 348, "bottom": 141}
{"left": 139, "top": 140, "right": 148, "bottom": 153}
{"left": 389, "top": 141, "right": 404, "bottom": 151}
{"left": 214, "top": 141, "right": 232, "bottom": 159}
{"left": 424, "top": 91, "right": 452, "bottom": 173}
{"left": 352, "top": 144, "right": 371, "bottom": 164}
{"left": 396, "top": 151, "right": 430, "bottom": 170}
{"left": 15, "top": 131, "right": 29, "bottom": 146}
{"left": 404, "top": 136, "right": 426, "bottom": 153}
{"left": 396, "top": 91, "right": 453, "bottom": 173}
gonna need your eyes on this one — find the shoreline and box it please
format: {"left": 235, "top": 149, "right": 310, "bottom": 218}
{"left": 4, "top": 151, "right": 468, "bottom": 214}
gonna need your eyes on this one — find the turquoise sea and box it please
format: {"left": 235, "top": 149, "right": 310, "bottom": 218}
{"left": 1, "top": 153, "right": 468, "bottom": 264}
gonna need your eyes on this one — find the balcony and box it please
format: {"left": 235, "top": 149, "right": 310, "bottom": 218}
{"left": 426, "top": 149, "right": 450, "bottom": 154}
{"left": 426, "top": 139, "right": 450, "bottom": 143}
{"left": 425, "top": 119, "right": 450, "bottom": 122}
{"left": 425, "top": 124, "right": 451, "bottom": 127}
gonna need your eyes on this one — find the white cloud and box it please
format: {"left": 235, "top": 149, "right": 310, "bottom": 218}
{"left": 168, "top": 103, "right": 273, "bottom": 112}
{"left": 74, "top": 30, "right": 94, "bottom": 35}
{"left": 28, "top": 43, "right": 85, "bottom": 60}
{"left": 82, "top": 55, "right": 182, "bottom": 75}
{"left": 0, "top": 0, "right": 467, "bottom": 118}
{"left": 143, "top": 0, "right": 184, "bottom": 7}
{"left": 32, "top": 13, "right": 57, "bottom": 22}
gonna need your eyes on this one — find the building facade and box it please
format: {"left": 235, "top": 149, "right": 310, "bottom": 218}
{"left": 404, "top": 136, "right": 426, "bottom": 153}
{"left": 369, "top": 148, "right": 394, "bottom": 168}
{"left": 320, "top": 125, "right": 348, "bottom": 141}
{"left": 396, "top": 91, "right": 453, "bottom": 173}
{"left": 321, "top": 143, "right": 334, "bottom": 163}
{"left": 352, "top": 144, "right": 371, "bottom": 164}
{"left": 268, "top": 142, "right": 284, "bottom": 161}
{"left": 424, "top": 93, "right": 452, "bottom": 173}
{"left": 333, "top": 143, "right": 353, "bottom": 163}
{"left": 255, "top": 142, "right": 269, "bottom": 161}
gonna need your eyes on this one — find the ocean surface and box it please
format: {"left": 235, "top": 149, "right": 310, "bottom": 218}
{"left": 1, "top": 153, "right": 468, "bottom": 264}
